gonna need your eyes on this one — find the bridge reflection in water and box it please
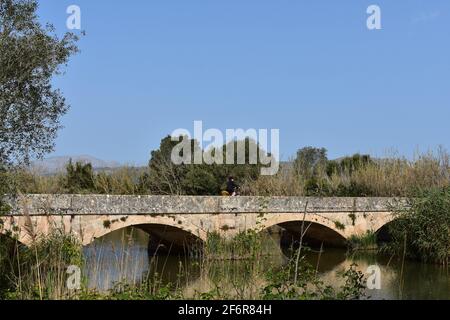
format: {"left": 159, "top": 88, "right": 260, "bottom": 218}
{"left": 83, "top": 227, "right": 450, "bottom": 300}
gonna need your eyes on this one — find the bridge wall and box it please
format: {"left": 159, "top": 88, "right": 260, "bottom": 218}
{"left": 1, "top": 195, "right": 400, "bottom": 246}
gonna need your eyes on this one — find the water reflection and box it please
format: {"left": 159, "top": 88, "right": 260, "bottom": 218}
{"left": 83, "top": 228, "right": 150, "bottom": 291}
{"left": 83, "top": 227, "right": 450, "bottom": 300}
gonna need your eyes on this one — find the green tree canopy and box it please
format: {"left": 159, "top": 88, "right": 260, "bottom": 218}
{"left": 143, "top": 136, "right": 267, "bottom": 195}
{"left": 145, "top": 135, "right": 200, "bottom": 195}
{"left": 64, "top": 160, "right": 95, "bottom": 194}
{"left": 0, "top": 0, "right": 79, "bottom": 165}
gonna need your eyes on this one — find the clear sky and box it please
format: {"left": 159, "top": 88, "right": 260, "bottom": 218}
{"left": 37, "top": 1, "right": 450, "bottom": 165}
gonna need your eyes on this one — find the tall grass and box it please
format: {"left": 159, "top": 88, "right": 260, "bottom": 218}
{"left": 0, "top": 230, "right": 83, "bottom": 300}
{"left": 242, "top": 161, "right": 306, "bottom": 196}
{"left": 93, "top": 167, "right": 147, "bottom": 195}
{"left": 335, "top": 149, "right": 450, "bottom": 197}
{"left": 7, "top": 166, "right": 148, "bottom": 195}
{"left": 347, "top": 231, "right": 378, "bottom": 251}
{"left": 385, "top": 186, "right": 450, "bottom": 265}
{"left": 5, "top": 149, "right": 449, "bottom": 197}
{"left": 246, "top": 149, "right": 450, "bottom": 197}
{"left": 0, "top": 226, "right": 367, "bottom": 300}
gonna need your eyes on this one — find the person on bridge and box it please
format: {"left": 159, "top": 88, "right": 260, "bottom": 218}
{"left": 226, "top": 176, "right": 239, "bottom": 196}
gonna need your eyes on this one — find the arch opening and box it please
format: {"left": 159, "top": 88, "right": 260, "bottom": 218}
{"left": 0, "top": 233, "right": 26, "bottom": 266}
{"left": 0, "top": 229, "right": 26, "bottom": 246}
{"left": 275, "top": 221, "right": 348, "bottom": 249}
{"left": 84, "top": 225, "right": 204, "bottom": 291}
{"left": 91, "top": 223, "right": 204, "bottom": 256}
{"left": 375, "top": 221, "right": 396, "bottom": 245}
{"left": 139, "top": 224, "right": 203, "bottom": 256}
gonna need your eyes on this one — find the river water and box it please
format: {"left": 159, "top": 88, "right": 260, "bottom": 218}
{"left": 83, "top": 227, "right": 450, "bottom": 300}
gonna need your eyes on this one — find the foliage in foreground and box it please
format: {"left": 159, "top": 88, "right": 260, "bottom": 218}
{"left": 262, "top": 261, "right": 365, "bottom": 300}
{"left": 0, "top": 229, "right": 367, "bottom": 300}
{"left": 0, "top": 231, "right": 83, "bottom": 300}
{"left": 386, "top": 187, "right": 450, "bottom": 264}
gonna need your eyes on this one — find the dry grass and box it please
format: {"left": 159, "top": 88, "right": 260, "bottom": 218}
{"left": 246, "top": 148, "right": 450, "bottom": 197}
{"left": 94, "top": 167, "right": 145, "bottom": 195}
{"left": 9, "top": 166, "right": 147, "bottom": 195}
{"left": 242, "top": 163, "right": 305, "bottom": 196}
{"left": 341, "top": 149, "right": 450, "bottom": 196}
{"left": 7, "top": 149, "right": 450, "bottom": 197}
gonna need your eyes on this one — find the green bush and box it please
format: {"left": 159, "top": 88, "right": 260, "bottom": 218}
{"left": 388, "top": 187, "right": 450, "bottom": 264}
{"left": 261, "top": 259, "right": 366, "bottom": 300}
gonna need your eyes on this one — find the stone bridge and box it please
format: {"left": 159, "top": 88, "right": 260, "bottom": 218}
{"left": 1, "top": 195, "right": 401, "bottom": 249}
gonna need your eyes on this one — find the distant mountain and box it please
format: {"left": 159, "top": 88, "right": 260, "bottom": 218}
{"left": 31, "top": 155, "right": 121, "bottom": 175}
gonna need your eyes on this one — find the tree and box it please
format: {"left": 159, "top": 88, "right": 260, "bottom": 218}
{"left": 64, "top": 160, "right": 96, "bottom": 193}
{"left": 181, "top": 164, "right": 219, "bottom": 196}
{"left": 143, "top": 136, "right": 267, "bottom": 195}
{"left": 293, "top": 147, "right": 330, "bottom": 196}
{"left": 0, "top": 0, "right": 79, "bottom": 165}
{"left": 144, "top": 136, "right": 201, "bottom": 195}
{"left": 0, "top": 166, "right": 12, "bottom": 215}
{"left": 294, "top": 147, "right": 328, "bottom": 180}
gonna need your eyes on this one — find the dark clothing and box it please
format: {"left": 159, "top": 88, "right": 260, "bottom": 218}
{"left": 226, "top": 180, "right": 238, "bottom": 194}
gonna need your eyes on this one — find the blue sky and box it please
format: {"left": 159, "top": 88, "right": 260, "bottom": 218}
{"left": 38, "top": 1, "right": 450, "bottom": 165}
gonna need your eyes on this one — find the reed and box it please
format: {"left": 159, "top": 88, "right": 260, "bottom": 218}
{"left": 347, "top": 231, "right": 378, "bottom": 252}
{"left": 246, "top": 148, "right": 450, "bottom": 197}
{"left": 0, "top": 226, "right": 366, "bottom": 300}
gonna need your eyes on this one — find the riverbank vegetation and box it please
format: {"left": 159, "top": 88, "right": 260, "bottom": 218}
{"left": 384, "top": 187, "right": 450, "bottom": 265}
{"left": 0, "top": 231, "right": 83, "bottom": 300}
{"left": 247, "top": 147, "right": 449, "bottom": 197}
{"left": 0, "top": 228, "right": 367, "bottom": 300}
{"left": 4, "top": 144, "right": 450, "bottom": 198}
{"left": 348, "top": 231, "right": 378, "bottom": 252}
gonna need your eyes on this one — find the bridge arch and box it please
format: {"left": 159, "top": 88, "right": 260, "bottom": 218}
{"left": 374, "top": 218, "right": 399, "bottom": 244}
{"left": 259, "top": 213, "right": 348, "bottom": 247}
{"left": 372, "top": 215, "right": 397, "bottom": 234}
{"left": 0, "top": 231, "right": 24, "bottom": 244}
{"left": 84, "top": 215, "right": 208, "bottom": 252}
{"left": 0, "top": 217, "right": 30, "bottom": 247}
